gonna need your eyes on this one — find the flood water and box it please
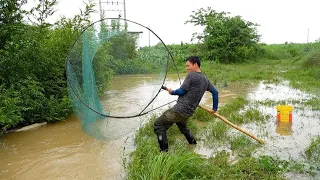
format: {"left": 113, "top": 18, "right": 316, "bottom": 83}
{"left": 195, "top": 80, "right": 320, "bottom": 178}
{"left": 0, "top": 115, "right": 129, "bottom": 179}
{"left": 247, "top": 80, "right": 320, "bottom": 161}
{"left": 0, "top": 74, "right": 186, "bottom": 180}
{"left": 1, "top": 76, "right": 319, "bottom": 179}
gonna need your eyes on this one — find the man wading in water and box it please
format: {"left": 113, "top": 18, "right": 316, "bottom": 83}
{"left": 154, "top": 56, "right": 219, "bottom": 152}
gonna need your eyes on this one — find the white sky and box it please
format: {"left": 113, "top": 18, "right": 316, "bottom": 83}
{"left": 27, "top": 0, "right": 320, "bottom": 45}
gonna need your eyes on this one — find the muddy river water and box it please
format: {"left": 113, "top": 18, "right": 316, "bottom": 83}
{"left": 1, "top": 75, "right": 319, "bottom": 179}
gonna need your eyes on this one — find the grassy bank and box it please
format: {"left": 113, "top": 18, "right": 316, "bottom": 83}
{"left": 123, "top": 45, "right": 320, "bottom": 179}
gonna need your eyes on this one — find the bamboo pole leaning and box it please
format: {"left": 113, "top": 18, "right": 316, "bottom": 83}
{"left": 198, "top": 105, "right": 264, "bottom": 145}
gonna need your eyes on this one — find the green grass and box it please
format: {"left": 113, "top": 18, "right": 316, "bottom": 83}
{"left": 124, "top": 116, "right": 291, "bottom": 180}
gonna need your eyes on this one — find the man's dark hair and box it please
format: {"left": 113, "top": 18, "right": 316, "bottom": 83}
{"left": 186, "top": 56, "right": 201, "bottom": 67}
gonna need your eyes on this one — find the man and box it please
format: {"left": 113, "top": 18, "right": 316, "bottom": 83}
{"left": 154, "top": 56, "right": 219, "bottom": 152}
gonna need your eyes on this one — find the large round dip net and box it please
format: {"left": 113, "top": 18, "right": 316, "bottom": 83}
{"left": 66, "top": 18, "right": 181, "bottom": 140}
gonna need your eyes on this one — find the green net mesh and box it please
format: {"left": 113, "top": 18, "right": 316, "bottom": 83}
{"left": 66, "top": 18, "right": 180, "bottom": 140}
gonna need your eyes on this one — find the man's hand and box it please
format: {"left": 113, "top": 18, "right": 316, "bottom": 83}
{"left": 161, "top": 86, "right": 173, "bottom": 94}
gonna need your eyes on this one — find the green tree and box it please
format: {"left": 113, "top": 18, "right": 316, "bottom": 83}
{"left": 0, "top": 0, "right": 26, "bottom": 25}
{"left": 25, "top": 0, "right": 57, "bottom": 28}
{"left": 0, "top": 0, "right": 27, "bottom": 49}
{"left": 0, "top": 0, "right": 96, "bottom": 131}
{"left": 186, "top": 7, "right": 261, "bottom": 63}
{"left": 0, "top": 85, "right": 23, "bottom": 131}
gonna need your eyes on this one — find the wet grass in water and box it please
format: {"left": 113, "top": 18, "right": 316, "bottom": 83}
{"left": 304, "top": 136, "right": 320, "bottom": 176}
{"left": 255, "top": 97, "right": 320, "bottom": 111}
{"left": 218, "top": 97, "right": 248, "bottom": 115}
{"left": 213, "top": 96, "right": 269, "bottom": 125}
{"left": 303, "top": 98, "right": 320, "bottom": 110}
{"left": 206, "top": 121, "right": 229, "bottom": 141}
{"left": 305, "top": 136, "right": 320, "bottom": 162}
{"left": 230, "top": 135, "right": 260, "bottom": 157}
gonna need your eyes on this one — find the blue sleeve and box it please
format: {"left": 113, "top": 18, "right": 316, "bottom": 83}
{"left": 210, "top": 87, "right": 219, "bottom": 111}
{"left": 171, "top": 88, "right": 185, "bottom": 96}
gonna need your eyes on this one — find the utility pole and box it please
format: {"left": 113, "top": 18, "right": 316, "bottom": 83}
{"left": 123, "top": 0, "right": 126, "bottom": 20}
{"left": 99, "top": 0, "right": 126, "bottom": 20}
{"left": 307, "top": 28, "right": 309, "bottom": 43}
{"left": 99, "top": 0, "right": 103, "bottom": 20}
{"left": 148, "top": 26, "right": 150, "bottom": 47}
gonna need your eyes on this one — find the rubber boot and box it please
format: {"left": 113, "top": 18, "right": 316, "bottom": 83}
{"left": 184, "top": 132, "right": 197, "bottom": 144}
{"left": 157, "top": 132, "right": 168, "bottom": 152}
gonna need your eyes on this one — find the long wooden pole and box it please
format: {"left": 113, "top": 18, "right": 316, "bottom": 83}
{"left": 198, "top": 105, "right": 264, "bottom": 144}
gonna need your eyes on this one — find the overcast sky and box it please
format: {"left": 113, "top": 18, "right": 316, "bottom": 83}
{"left": 26, "top": 0, "right": 320, "bottom": 45}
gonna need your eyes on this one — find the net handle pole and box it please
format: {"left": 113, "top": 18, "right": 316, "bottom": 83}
{"left": 198, "top": 105, "right": 264, "bottom": 145}
{"left": 161, "top": 86, "right": 264, "bottom": 145}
